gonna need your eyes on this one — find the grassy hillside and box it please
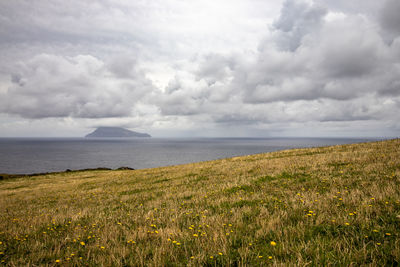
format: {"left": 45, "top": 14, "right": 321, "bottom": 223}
{"left": 0, "top": 139, "right": 399, "bottom": 266}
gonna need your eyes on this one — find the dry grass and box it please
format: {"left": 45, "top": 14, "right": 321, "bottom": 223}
{"left": 0, "top": 139, "right": 399, "bottom": 266}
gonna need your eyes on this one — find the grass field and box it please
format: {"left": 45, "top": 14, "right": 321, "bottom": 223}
{"left": 0, "top": 139, "right": 399, "bottom": 266}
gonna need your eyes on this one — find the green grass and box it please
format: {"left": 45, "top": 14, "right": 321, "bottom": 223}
{"left": 0, "top": 139, "right": 400, "bottom": 266}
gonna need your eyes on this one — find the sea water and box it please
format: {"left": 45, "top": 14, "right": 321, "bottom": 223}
{"left": 0, "top": 137, "right": 377, "bottom": 174}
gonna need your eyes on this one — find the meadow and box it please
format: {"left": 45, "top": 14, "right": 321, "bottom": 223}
{"left": 0, "top": 139, "right": 399, "bottom": 266}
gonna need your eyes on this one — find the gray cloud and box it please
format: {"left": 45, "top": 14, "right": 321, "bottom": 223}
{"left": 0, "top": 54, "right": 155, "bottom": 119}
{"left": 272, "top": 0, "right": 327, "bottom": 51}
{"left": 0, "top": 0, "right": 399, "bottom": 137}
{"left": 195, "top": 54, "right": 236, "bottom": 85}
{"left": 380, "top": 0, "right": 400, "bottom": 38}
{"left": 153, "top": 0, "right": 400, "bottom": 132}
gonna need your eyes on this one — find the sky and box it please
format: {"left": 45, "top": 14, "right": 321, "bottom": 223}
{"left": 0, "top": 0, "right": 399, "bottom": 138}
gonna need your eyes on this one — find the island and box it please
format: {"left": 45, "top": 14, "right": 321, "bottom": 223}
{"left": 85, "top": 127, "right": 151, "bottom": 138}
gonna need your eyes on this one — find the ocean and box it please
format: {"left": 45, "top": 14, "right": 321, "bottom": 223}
{"left": 0, "top": 137, "right": 377, "bottom": 174}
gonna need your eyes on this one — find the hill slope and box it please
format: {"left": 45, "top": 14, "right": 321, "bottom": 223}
{"left": 0, "top": 139, "right": 399, "bottom": 265}
{"left": 85, "top": 127, "right": 151, "bottom": 138}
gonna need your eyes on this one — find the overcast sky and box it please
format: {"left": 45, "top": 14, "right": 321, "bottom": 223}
{"left": 0, "top": 0, "right": 399, "bottom": 137}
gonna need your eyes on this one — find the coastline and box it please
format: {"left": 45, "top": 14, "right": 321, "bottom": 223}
{"left": 0, "top": 138, "right": 388, "bottom": 178}
{"left": 0, "top": 167, "right": 134, "bottom": 180}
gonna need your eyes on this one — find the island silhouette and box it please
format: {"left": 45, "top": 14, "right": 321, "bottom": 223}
{"left": 85, "top": 127, "right": 151, "bottom": 138}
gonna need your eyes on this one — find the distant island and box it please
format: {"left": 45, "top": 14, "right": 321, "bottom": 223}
{"left": 85, "top": 127, "right": 151, "bottom": 138}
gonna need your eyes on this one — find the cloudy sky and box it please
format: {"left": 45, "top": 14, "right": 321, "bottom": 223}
{"left": 0, "top": 0, "right": 399, "bottom": 137}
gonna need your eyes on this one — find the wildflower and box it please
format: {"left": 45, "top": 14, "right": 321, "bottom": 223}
{"left": 210, "top": 256, "right": 214, "bottom": 259}
{"left": 373, "top": 229, "right": 379, "bottom": 232}
{"left": 270, "top": 241, "right": 277, "bottom": 246}
{"left": 268, "top": 256, "right": 273, "bottom": 259}
{"left": 258, "top": 256, "right": 263, "bottom": 258}
{"left": 377, "top": 243, "right": 381, "bottom": 246}
{"left": 101, "top": 246, "right": 105, "bottom": 249}
{"left": 345, "top": 223, "right": 350, "bottom": 226}
{"left": 218, "top": 252, "right": 223, "bottom": 256}
{"left": 80, "top": 241, "right": 85, "bottom": 246}
{"left": 55, "top": 260, "right": 60, "bottom": 263}
{"left": 385, "top": 233, "right": 391, "bottom": 236}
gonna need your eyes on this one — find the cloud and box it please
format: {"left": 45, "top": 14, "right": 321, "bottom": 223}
{"left": 234, "top": 1, "right": 398, "bottom": 105}
{"left": 272, "top": 0, "right": 327, "bottom": 51}
{"left": 0, "top": 0, "right": 399, "bottom": 137}
{"left": 380, "top": 0, "right": 400, "bottom": 38}
{"left": 0, "top": 54, "right": 155, "bottom": 119}
{"left": 153, "top": 0, "right": 400, "bottom": 132}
